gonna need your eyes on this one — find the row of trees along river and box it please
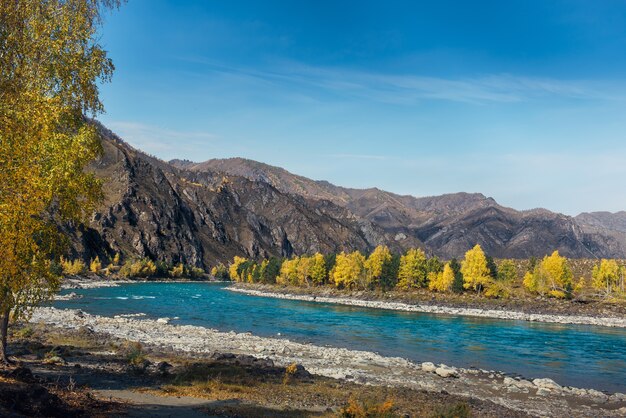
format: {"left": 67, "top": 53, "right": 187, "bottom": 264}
{"left": 212, "top": 245, "right": 626, "bottom": 301}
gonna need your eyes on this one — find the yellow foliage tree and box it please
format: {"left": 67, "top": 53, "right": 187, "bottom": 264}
{"left": 429, "top": 263, "right": 455, "bottom": 292}
{"left": 309, "top": 253, "right": 327, "bottom": 286}
{"left": 296, "top": 256, "right": 312, "bottom": 286}
{"left": 397, "top": 248, "right": 428, "bottom": 289}
{"left": 461, "top": 245, "right": 491, "bottom": 293}
{"left": 119, "top": 259, "right": 157, "bottom": 279}
{"left": 229, "top": 256, "right": 248, "bottom": 282}
{"left": 365, "top": 245, "right": 394, "bottom": 289}
{"left": 60, "top": 257, "right": 87, "bottom": 276}
{"left": 169, "top": 263, "right": 184, "bottom": 278}
{"left": 332, "top": 251, "right": 366, "bottom": 289}
{"left": 89, "top": 257, "right": 102, "bottom": 274}
{"left": 0, "top": 0, "right": 121, "bottom": 363}
{"left": 523, "top": 251, "right": 573, "bottom": 298}
{"left": 278, "top": 257, "right": 299, "bottom": 285}
{"left": 592, "top": 259, "right": 623, "bottom": 296}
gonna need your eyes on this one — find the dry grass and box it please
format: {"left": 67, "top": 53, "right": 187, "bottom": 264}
{"left": 140, "top": 360, "right": 509, "bottom": 417}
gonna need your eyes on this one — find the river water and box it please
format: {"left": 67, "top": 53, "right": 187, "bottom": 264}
{"left": 54, "top": 282, "right": 626, "bottom": 392}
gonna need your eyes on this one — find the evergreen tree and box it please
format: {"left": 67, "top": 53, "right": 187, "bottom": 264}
{"left": 449, "top": 258, "right": 464, "bottom": 293}
{"left": 497, "top": 260, "right": 517, "bottom": 282}
{"left": 486, "top": 256, "right": 498, "bottom": 279}
{"left": 262, "top": 257, "right": 282, "bottom": 284}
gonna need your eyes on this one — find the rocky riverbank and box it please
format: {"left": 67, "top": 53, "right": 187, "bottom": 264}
{"left": 230, "top": 283, "right": 626, "bottom": 328}
{"left": 30, "top": 307, "right": 626, "bottom": 417}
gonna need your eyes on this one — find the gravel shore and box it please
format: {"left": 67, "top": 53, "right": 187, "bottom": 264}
{"left": 31, "top": 306, "right": 626, "bottom": 417}
{"left": 229, "top": 286, "right": 626, "bottom": 328}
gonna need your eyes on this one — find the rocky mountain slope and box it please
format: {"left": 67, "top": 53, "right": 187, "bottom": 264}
{"left": 172, "top": 158, "right": 626, "bottom": 260}
{"left": 576, "top": 211, "right": 626, "bottom": 233}
{"left": 68, "top": 125, "right": 626, "bottom": 266}
{"left": 71, "top": 126, "right": 398, "bottom": 267}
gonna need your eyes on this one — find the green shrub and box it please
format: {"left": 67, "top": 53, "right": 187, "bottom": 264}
{"left": 431, "top": 402, "right": 471, "bottom": 418}
{"left": 123, "top": 341, "right": 147, "bottom": 367}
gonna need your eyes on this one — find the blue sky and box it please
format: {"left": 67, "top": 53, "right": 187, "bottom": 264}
{"left": 98, "top": 0, "right": 626, "bottom": 215}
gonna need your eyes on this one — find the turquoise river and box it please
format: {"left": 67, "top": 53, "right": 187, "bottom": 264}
{"left": 53, "top": 282, "right": 626, "bottom": 393}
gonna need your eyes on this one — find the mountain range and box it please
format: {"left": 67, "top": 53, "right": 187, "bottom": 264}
{"left": 69, "top": 124, "right": 626, "bottom": 268}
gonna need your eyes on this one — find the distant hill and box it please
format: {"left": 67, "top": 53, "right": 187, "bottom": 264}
{"left": 575, "top": 211, "right": 626, "bottom": 233}
{"left": 67, "top": 125, "right": 400, "bottom": 267}
{"left": 170, "top": 156, "right": 626, "bottom": 260}
{"left": 61, "top": 123, "right": 626, "bottom": 267}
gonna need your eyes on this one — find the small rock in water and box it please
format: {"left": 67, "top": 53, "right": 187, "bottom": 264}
{"left": 156, "top": 317, "right": 169, "bottom": 324}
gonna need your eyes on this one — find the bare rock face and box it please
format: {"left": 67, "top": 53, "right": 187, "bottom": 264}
{"left": 69, "top": 126, "right": 382, "bottom": 267}
{"left": 179, "top": 156, "right": 626, "bottom": 259}
{"left": 67, "top": 123, "right": 626, "bottom": 265}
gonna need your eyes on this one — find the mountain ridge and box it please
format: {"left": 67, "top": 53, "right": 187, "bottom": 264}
{"left": 66, "top": 124, "right": 626, "bottom": 267}
{"left": 170, "top": 155, "right": 626, "bottom": 260}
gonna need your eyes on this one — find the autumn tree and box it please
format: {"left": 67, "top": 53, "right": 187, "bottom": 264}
{"left": 461, "top": 245, "right": 491, "bottom": 293}
{"left": 278, "top": 257, "right": 299, "bottom": 285}
{"left": 592, "top": 259, "right": 623, "bottom": 296}
{"left": 169, "top": 263, "right": 184, "bottom": 278}
{"left": 296, "top": 256, "right": 312, "bottom": 286}
{"left": 309, "top": 253, "right": 327, "bottom": 285}
{"left": 0, "top": 0, "right": 122, "bottom": 363}
{"left": 89, "top": 257, "right": 102, "bottom": 274}
{"left": 397, "top": 248, "right": 428, "bottom": 289}
{"left": 229, "top": 256, "right": 248, "bottom": 281}
{"left": 523, "top": 251, "right": 573, "bottom": 299}
{"left": 429, "top": 263, "right": 455, "bottom": 292}
{"left": 210, "top": 263, "right": 229, "bottom": 280}
{"left": 332, "top": 251, "right": 366, "bottom": 289}
{"left": 365, "top": 246, "right": 396, "bottom": 289}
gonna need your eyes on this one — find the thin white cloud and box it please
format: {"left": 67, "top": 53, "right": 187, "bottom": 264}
{"left": 178, "top": 57, "right": 618, "bottom": 105}
{"left": 106, "top": 121, "right": 216, "bottom": 158}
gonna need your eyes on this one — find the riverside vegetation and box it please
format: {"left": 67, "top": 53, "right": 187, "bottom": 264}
{"left": 220, "top": 244, "right": 626, "bottom": 303}
{"left": 57, "top": 242, "right": 626, "bottom": 308}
